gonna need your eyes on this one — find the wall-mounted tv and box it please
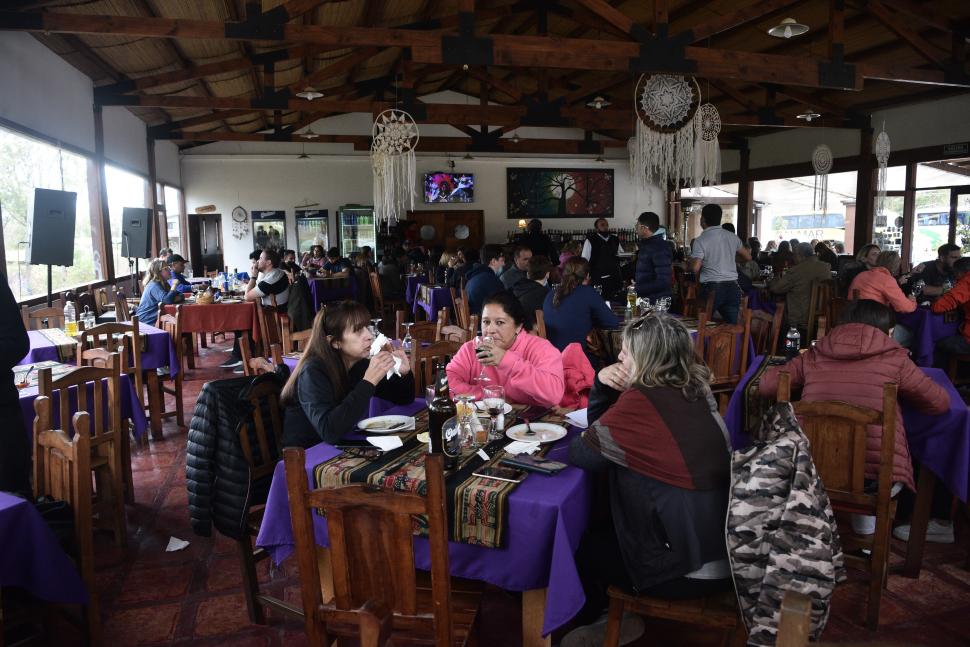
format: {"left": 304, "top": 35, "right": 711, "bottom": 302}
{"left": 423, "top": 172, "right": 474, "bottom": 203}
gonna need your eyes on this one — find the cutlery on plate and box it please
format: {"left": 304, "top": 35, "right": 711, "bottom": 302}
{"left": 523, "top": 418, "right": 536, "bottom": 436}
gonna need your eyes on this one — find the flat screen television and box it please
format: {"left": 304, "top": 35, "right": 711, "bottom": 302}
{"left": 423, "top": 172, "right": 474, "bottom": 203}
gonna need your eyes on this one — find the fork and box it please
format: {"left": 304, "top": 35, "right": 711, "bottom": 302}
{"left": 523, "top": 418, "right": 536, "bottom": 436}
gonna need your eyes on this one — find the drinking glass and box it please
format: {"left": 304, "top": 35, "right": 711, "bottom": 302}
{"left": 482, "top": 385, "right": 506, "bottom": 440}
{"left": 370, "top": 318, "right": 383, "bottom": 336}
{"left": 912, "top": 279, "right": 926, "bottom": 299}
{"left": 401, "top": 322, "right": 415, "bottom": 352}
{"left": 425, "top": 385, "right": 435, "bottom": 408}
{"left": 473, "top": 335, "right": 493, "bottom": 384}
{"left": 475, "top": 417, "right": 492, "bottom": 447}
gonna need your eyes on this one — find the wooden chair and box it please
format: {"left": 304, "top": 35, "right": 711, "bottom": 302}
{"left": 241, "top": 342, "right": 283, "bottom": 377}
{"left": 234, "top": 373, "right": 303, "bottom": 625}
{"left": 283, "top": 328, "right": 313, "bottom": 354}
{"left": 776, "top": 372, "right": 897, "bottom": 630}
{"left": 114, "top": 291, "right": 132, "bottom": 323}
{"left": 450, "top": 287, "right": 470, "bottom": 331}
{"left": 750, "top": 302, "right": 786, "bottom": 357}
{"left": 395, "top": 310, "right": 439, "bottom": 344}
{"left": 408, "top": 340, "right": 462, "bottom": 397}
{"left": 37, "top": 355, "right": 127, "bottom": 551}
{"left": 437, "top": 322, "right": 471, "bottom": 344}
{"left": 683, "top": 292, "right": 714, "bottom": 320}
{"left": 604, "top": 587, "right": 745, "bottom": 647}
{"left": 154, "top": 306, "right": 186, "bottom": 433}
{"left": 21, "top": 303, "right": 66, "bottom": 330}
{"left": 806, "top": 279, "right": 835, "bottom": 343}
{"left": 533, "top": 309, "right": 547, "bottom": 338}
{"left": 32, "top": 398, "right": 101, "bottom": 644}
{"left": 256, "top": 295, "right": 285, "bottom": 359}
{"left": 370, "top": 271, "right": 406, "bottom": 323}
{"left": 284, "top": 448, "right": 481, "bottom": 646}
{"left": 696, "top": 308, "right": 752, "bottom": 415}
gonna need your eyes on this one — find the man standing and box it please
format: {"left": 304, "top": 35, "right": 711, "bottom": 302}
{"left": 689, "top": 204, "right": 751, "bottom": 324}
{"left": 464, "top": 244, "right": 506, "bottom": 315}
{"left": 501, "top": 245, "right": 533, "bottom": 289}
{"left": 768, "top": 242, "right": 832, "bottom": 334}
{"left": 634, "top": 212, "right": 673, "bottom": 304}
{"left": 582, "top": 218, "right": 623, "bottom": 299}
{"left": 912, "top": 243, "right": 961, "bottom": 297}
{"left": 518, "top": 219, "right": 558, "bottom": 261}
{"left": 220, "top": 248, "right": 290, "bottom": 369}
{"left": 512, "top": 255, "right": 552, "bottom": 331}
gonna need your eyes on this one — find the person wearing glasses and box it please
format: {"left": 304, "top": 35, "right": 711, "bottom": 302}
{"left": 281, "top": 302, "right": 414, "bottom": 448}
{"left": 562, "top": 312, "right": 731, "bottom": 646}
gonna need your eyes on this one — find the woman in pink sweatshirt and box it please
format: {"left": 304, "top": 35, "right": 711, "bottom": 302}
{"left": 446, "top": 292, "right": 565, "bottom": 407}
{"left": 848, "top": 250, "right": 916, "bottom": 314}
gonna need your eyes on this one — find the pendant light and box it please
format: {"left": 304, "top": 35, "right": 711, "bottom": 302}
{"left": 768, "top": 17, "right": 808, "bottom": 39}
{"left": 296, "top": 86, "right": 324, "bottom": 100}
{"left": 300, "top": 126, "right": 320, "bottom": 139}
{"left": 796, "top": 108, "right": 822, "bottom": 122}
{"left": 586, "top": 96, "right": 611, "bottom": 110}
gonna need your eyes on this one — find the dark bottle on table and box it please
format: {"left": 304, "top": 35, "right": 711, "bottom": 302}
{"left": 427, "top": 363, "right": 460, "bottom": 472}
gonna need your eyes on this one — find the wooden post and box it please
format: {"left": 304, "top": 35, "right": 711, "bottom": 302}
{"left": 736, "top": 146, "right": 753, "bottom": 239}
{"left": 853, "top": 127, "right": 875, "bottom": 254}
{"left": 147, "top": 136, "right": 162, "bottom": 257}
{"left": 901, "top": 163, "right": 916, "bottom": 267}
{"left": 93, "top": 104, "right": 115, "bottom": 282}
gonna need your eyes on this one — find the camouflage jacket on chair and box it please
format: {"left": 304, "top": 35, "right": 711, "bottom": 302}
{"left": 727, "top": 402, "right": 846, "bottom": 646}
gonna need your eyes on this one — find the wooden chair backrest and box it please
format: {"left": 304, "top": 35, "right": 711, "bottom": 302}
{"left": 396, "top": 312, "right": 439, "bottom": 344}
{"left": 450, "top": 287, "right": 470, "bottom": 330}
{"left": 256, "top": 295, "right": 285, "bottom": 358}
{"left": 750, "top": 301, "right": 786, "bottom": 357}
{"left": 806, "top": 279, "right": 835, "bottom": 342}
{"left": 114, "top": 292, "right": 132, "bottom": 322}
{"left": 21, "top": 304, "right": 66, "bottom": 330}
{"left": 77, "top": 291, "right": 97, "bottom": 319}
{"left": 158, "top": 305, "right": 184, "bottom": 371}
{"left": 241, "top": 341, "right": 282, "bottom": 376}
{"left": 77, "top": 317, "right": 142, "bottom": 374}
{"left": 468, "top": 314, "right": 479, "bottom": 337}
{"left": 696, "top": 307, "right": 752, "bottom": 386}
{"left": 775, "top": 371, "right": 896, "bottom": 509}
{"left": 533, "top": 309, "right": 547, "bottom": 338}
{"left": 95, "top": 286, "right": 115, "bottom": 314}
{"left": 237, "top": 375, "right": 284, "bottom": 483}
{"left": 437, "top": 324, "right": 471, "bottom": 344}
{"left": 369, "top": 271, "right": 385, "bottom": 312}
{"left": 683, "top": 292, "right": 714, "bottom": 320}
{"left": 38, "top": 353, "right": 122, "bottom": 452}
{"left": 283, "top": 328, "right": 313, "bottom": 353}
{"left": 284, "top": 448, "right": 453, "bottom": 646}
{"left": 408, "top": 340, "right": 462, "bottom": 397}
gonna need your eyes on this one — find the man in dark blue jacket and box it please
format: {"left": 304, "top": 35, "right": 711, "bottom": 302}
{"left": 634, "top": 211, "right": 672, "bottom": 302}
{"left": 464, "top": 244, "right": 506, "bottom": 316}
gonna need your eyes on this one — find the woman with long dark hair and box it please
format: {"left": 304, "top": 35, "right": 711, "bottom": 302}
{"left": 301, "top": 244, "right": 326, "bottom": 272}
{"left": 281, "top": 301, "right": 414, "bottom": 447}
{"left": 542, "top": 257, "right": 619, "bottom": 353}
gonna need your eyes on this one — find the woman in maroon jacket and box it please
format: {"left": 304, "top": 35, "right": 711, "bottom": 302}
{"left": 758, "top": 300, "right": 949, "bottom": 532}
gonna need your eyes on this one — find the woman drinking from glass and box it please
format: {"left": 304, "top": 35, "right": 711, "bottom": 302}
{"left": 446, "top": 292, "right": 564, "bottom": 407}
{"left": 135, "top": 258, "right": 184, "bottom": 326}
{"left": 281, "top": 302, "right": 414, "bottom": 447}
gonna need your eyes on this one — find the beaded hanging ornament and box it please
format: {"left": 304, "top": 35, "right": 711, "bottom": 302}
{"left": 695, "top": 103, "right": 721, "bottom": 186}
{"left": 629, "top": 74, "right": 701, "bottom": 190}
{"left": 812, "top": 144, "right": 833, "bottom": 214}
{"left": 370, "top": 109, "right": 419, "bottom": 227}
{"left": 874, "top": 123, "right": 891, "bottom": 218}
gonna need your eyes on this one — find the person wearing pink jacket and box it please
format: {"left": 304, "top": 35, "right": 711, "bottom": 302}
{"left": 446, "top": 292, "right": 565, "bottom": 407}
{"left": 848, "top": 250, "right": 916, "bottom": 313}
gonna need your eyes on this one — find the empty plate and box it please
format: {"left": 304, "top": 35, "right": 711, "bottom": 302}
{"left": 357, "top": 415, "right": 415, "bottom": 434}
{"left": 505, "top": 423, "right": 567, "bottom": 444}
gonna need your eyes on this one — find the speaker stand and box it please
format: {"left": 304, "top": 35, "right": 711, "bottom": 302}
{"left": 46, "top": 264, "right": 53, "bottom": 307}
{"left": 128, "top": 257, "right": 140, "bottom": 297}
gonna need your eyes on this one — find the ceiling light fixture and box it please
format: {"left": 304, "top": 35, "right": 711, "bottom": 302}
{"left": 796, "top": 108, "right": 821, "bottom": 122}
{"left": 768, "top": 17, "right": 808, "bottom": 39}
{"left": 595, "top": 155, "right": 605, "bottom": 163}
{"left": 296, "top": 86, "right": 324, "bottom": 100}
{"left": 511, "top": 132, "right": 520, "bottom": 144}
{"left": 586, "top": 96, "right": 611, "bottom": 110}
{"left": 300, "top": 126, "right": 320, "bottom": 139}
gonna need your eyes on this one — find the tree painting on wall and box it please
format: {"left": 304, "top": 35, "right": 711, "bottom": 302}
{"left": 507, "top": 168, "right": 614, "bottom": 219}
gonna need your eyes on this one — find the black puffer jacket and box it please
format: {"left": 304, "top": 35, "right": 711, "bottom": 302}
{"left": 186, "top": 369, "right": 288, "bottom": 539}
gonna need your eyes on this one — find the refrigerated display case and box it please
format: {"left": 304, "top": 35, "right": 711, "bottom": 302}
{"left": 252, "top": 210, "right": 286, "bottom": 252}
{"left": 338, "top": 204, "right": 377, "bottom": 256}
{"left": 295, "top": 209, "right": 329, "bottom": 254}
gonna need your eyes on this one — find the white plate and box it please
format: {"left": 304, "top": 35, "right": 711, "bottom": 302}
{"left": 505, "top": 423, "right": 567, "bottom": 444}
{"left": 474, "top": 401, "right": 513, "bottom": 415}
{"left": 357, "top": 415, "right": 415, "bottom": 434}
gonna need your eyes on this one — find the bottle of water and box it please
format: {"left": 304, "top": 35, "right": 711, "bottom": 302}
{"left": 785, "top": 327, "right": 801, "bottom": 359}
{"left": 64, "top": 301, "right": 77, "bottom": 335}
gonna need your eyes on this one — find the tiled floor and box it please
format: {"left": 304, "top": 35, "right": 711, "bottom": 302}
{"left": 48, "top": 339, "right": 970, "bottom": 645}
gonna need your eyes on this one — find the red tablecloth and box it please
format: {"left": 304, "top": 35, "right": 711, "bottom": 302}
{"left": 162, "top": 302, "right": 260, "bottom": 342}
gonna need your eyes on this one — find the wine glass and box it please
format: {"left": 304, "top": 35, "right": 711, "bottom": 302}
{"left": 482, "top": 385, "right": 506, "bottom": 441}
{"left": 473, "top": 335, "right": 493, "bottom": 384}
{"left": 912, "top": 279, "right": 926, "bottom": 300}
{"left": 401, "top": 322, "right": 415, "bottom": 352}
{"left": 370, "top": 317, "right": 383, "bottom": 336}
{"left": 425, "top": 385, "right": 435, "bottom": 408}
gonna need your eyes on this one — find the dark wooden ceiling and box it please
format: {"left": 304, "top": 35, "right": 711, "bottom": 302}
{"left": 2, "top": 0, "right": 969, "bottom": 154}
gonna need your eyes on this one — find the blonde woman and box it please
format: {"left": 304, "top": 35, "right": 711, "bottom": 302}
{"left": 563, "top": 312, "right": 731, "bottom": 645}
{"left": 135, "top": 258, "right": 183, "bottom": 326}
{"left": 435, "top": 250, "right": 454, "bottom": 284}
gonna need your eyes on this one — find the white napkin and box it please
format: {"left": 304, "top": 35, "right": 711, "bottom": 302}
{"left": 505, "top": 440, "right": 541, "bottom": 455}
{"left": 367, "top": 436, "right": 403, "bottom": 451}
{"left": 369, "top": 333, "right": 403, "bottom": 380}
{"left": 165, "top": 536, "right": 190, "bottom": 552}
{"left": 565, "top": 408, "right": 588, "bottom": 429}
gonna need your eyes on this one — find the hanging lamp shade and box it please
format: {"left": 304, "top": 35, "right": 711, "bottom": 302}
{"left": 296, "top": 86, "right": 324, "bottom": 100}
{"left": 797, "top": 108, "right": 821, "bottom": 122}
{"left": 586, "top": 96, "right": 611, "bottom": 110}
{"left": 768, "top": 17, "right": 808, "bottom": 39}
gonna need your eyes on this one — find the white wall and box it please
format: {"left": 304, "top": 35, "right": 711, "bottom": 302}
{"left": 181, "top": 153, "right": 663, "bottom": 270}
{"left": 0, "top": 32, "right": 180, "bottom": 185}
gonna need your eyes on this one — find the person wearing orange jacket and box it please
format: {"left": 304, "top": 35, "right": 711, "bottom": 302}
{"left": 932, "top": 256, "right": 970, "bottom": 359}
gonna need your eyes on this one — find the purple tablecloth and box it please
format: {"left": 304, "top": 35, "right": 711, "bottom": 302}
{"left": 896, "top": 307, "right": 960, "bottom": 367}
{"left": 745, "top": 288, "right": 777, "bottom": 315}
{"left": 724, "top": 355, "right": 970, "bottom": 502}
{"left": 405, "top": 274, "right": 429, "bottom": 304}
{"left": 21, "top": 324, "right": 180, "bottom": 376}
{"left": 256, "top": 400, "right": 592, "bottom": 636}
{"left": 414, "top": 285, "right": 453, "bottom": 322}
{"left": 19, "top": 373, "right": 148, "bottom": 440}
{"left": 0, "top": 492, "right": 88, "bottom": 604}
{"left": 309, "top": 276, "right": 357, "bottom": 311}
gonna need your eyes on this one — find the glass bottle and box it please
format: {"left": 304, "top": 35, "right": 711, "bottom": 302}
{"left": 427, "top": 363, "right": 459, "bottom": 472}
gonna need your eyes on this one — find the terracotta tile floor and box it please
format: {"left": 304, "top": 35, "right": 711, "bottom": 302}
{"left": 63, "top": 339, "right": 970, "bottom": 645}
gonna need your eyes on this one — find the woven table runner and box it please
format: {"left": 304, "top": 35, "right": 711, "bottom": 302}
{"left": 38, "top": 328, "right": 78, "bottom": 362}
{"left": 742, "top": 356, "right": 787, "bottom": 439}
{"left": 14, "top": 361, "right": 75, "bottom": 387}
{"left": 313, "top": 406, "right": 566, "bottom": 548}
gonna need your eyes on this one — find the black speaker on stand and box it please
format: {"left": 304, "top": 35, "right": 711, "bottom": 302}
{"left": 28, "top": 188, "right": 77, "bottom": 306}
{"left": 121, "top": 207, "right": 153, "bottom": 297}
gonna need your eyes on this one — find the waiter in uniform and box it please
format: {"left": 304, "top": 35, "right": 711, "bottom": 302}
{"left": 581, "top": 218, "right": 622, "bottom": 300}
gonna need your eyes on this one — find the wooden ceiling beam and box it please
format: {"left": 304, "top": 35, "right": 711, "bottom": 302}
{"left": 569, "top": 0, "right": 644, "bottom": 40}
{"left": 865, "top": 0, "right": 953, "bottom": 69}
{"left": 707, "top": 79, "right": 760, "bottom": 114}
{"left": 685, "top": 0, "right": 803, "bottom": 44}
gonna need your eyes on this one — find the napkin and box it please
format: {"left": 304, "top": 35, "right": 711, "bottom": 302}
{"left": 505, "top": 440, "right": 541, "bottom": 455}
{"left": 166, "top": 536, "right": 190, "bottom": 552}
{"left": 367, "top": 436, "right": 403, "bottom": 451}
{"left": 565, "top": 408, "right": 588, "bottom": 429}
{"left": 369, "top": 333, "right": 403, "bottom": 380}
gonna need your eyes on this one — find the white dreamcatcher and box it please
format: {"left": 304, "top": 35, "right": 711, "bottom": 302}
{"left": 812, "top": 144, "right": 833, "bottom": 214}
{"left": 695, "top": 103, "right": 721, "bottom": 186}
{"left": 231, "top": 205, "right": 249, "bottom": 240}
{"left": 370, "top": 109, "right": 419, "bottom": 227}
{"left": 629, "top": 73, "right": 706, "bottom": 190}
{"left": 874, "top": 123, "right": 891, "bottom": 218}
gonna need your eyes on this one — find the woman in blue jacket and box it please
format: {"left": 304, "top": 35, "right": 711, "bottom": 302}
{"left": 543, "top": 257, "right": 619, "bottom": 355}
